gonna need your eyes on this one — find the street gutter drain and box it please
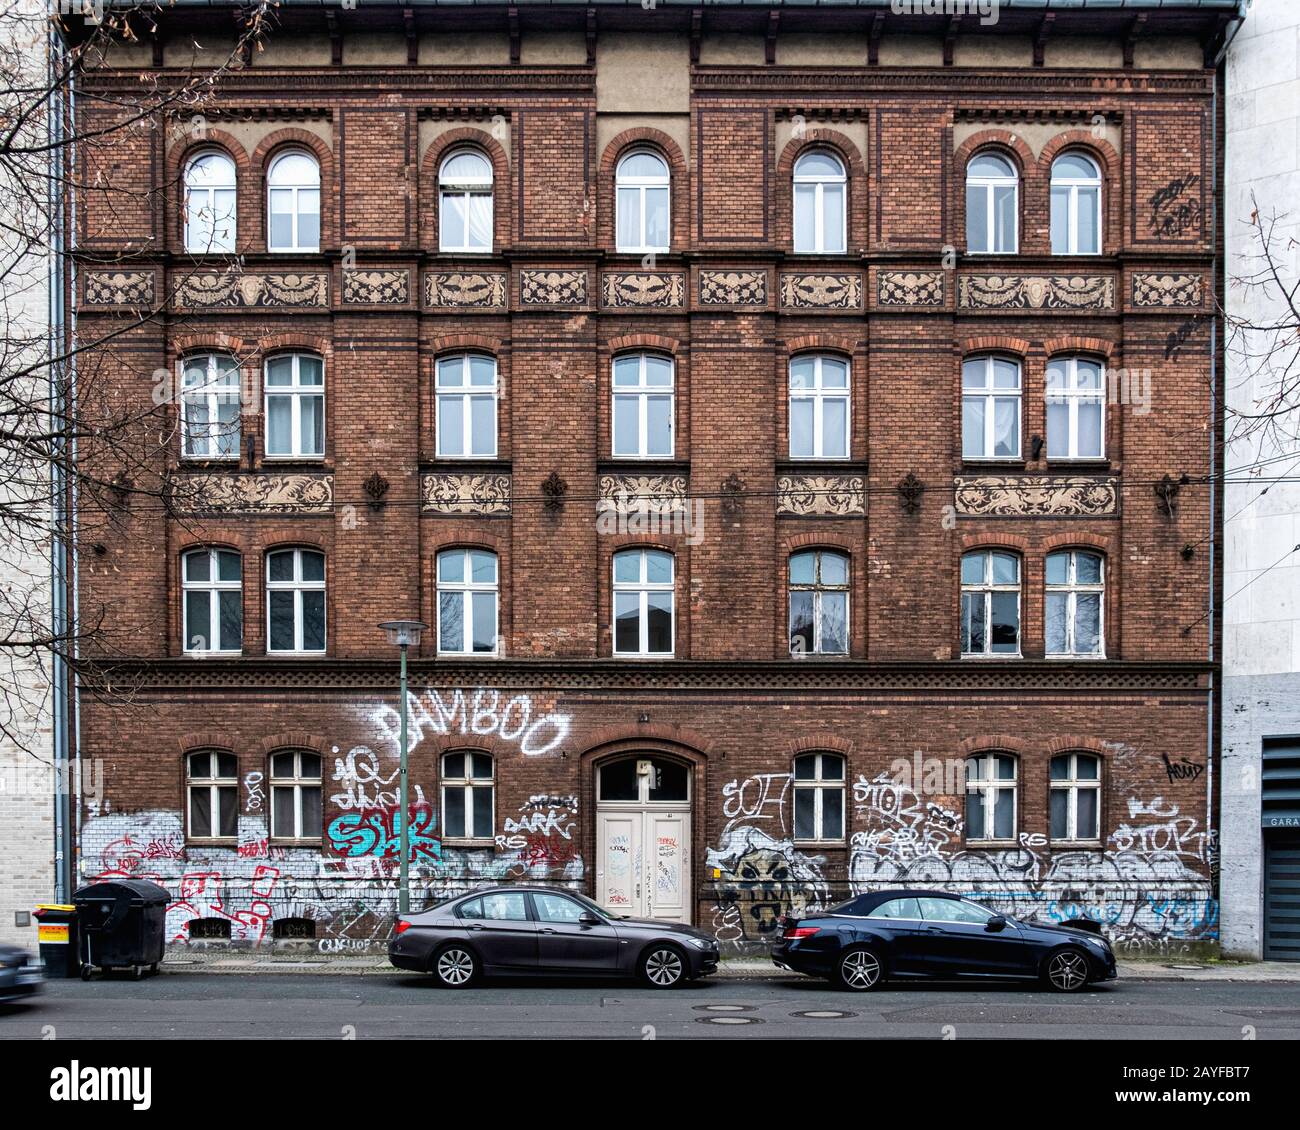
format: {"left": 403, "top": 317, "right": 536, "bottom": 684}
{"left": 792, "top": 1009, "right": 856, "bottom": 1019}
{"left": 694, "top": 1003, "right": 757, "bottom": 1013}
{"left": 696, "top": 1016, "right": 763, "bottom": 1026}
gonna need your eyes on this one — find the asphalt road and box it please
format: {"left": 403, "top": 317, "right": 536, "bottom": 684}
{"left": 3, "top": 974, "right": 1300, "bottom": 1039}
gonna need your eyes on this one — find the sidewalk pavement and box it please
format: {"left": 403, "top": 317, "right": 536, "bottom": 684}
{"left": 149, "top": 951, "right": 1300, "bottom": 982}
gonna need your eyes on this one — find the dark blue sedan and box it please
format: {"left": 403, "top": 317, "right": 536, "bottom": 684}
{"left": 773, "top": 889, "right": 1118, "bottom": 993}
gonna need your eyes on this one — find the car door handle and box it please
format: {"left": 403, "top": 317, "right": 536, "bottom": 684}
{"left": 924, "top": 927, "right": 945, "bottom": 934}
{"left": 468, "top": 924, "right": 484, "bottom": 931}
{"left": 540, "top": 927, "right": 557, "bottom": 934}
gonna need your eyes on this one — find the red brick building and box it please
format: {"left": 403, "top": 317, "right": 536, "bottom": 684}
{"left": 67, "top": 0, "right": 1230, "bottom": 955}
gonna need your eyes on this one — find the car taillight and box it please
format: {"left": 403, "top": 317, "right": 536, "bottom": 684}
{"left": 782, "top": 924, "right": 820, "bottom": 940}
{"left": 393, "top": 920, "right": 411, "bottom": 935}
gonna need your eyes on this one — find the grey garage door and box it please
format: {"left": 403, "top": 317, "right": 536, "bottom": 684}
{"left": 1265, "top": 836, "right": 1300, "bottom": 961}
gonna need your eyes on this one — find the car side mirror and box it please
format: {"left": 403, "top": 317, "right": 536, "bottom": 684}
{"left": 579, "top": 911, "right": 602, "bottom": 926}
{"left": 985, "top": 915, "right": 1007, "bottom": 932}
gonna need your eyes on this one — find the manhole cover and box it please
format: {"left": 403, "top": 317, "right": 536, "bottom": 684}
{"left": 792, "top": 1009, "right": 856, "bottom": 1019}
{"left": 694, "top": 1003, "right": 756, "bottom": 1013}
{"left": 696, "top": 1015, "right": 763, "bottom": 1026}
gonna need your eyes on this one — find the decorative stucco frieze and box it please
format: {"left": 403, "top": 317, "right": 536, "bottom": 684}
{"left": 425, "top": 272, "right": 508, "bottom": 309}
{"left": 421, "top": 473, "right": 512, "bottom": 516}
{"left": 342, "top": 269, "right": 410, "bottom": 305}
{"left": 175, "top": 270, "right": 328, "bottom": 309}
{"left": 779, "top": 273, "right": 862, "bottom": 310}
{"left": 519, "top": 269, "right": 588, "bottom": 306}
{"left": 84, "top": 270, "right": 155, "bottom": 306}
{"left": 1131, "top": 273, "right": 1203, "bottom": 308}
{"left": 699, "top": 270, "right": 767, "bottom": 306}
{"left": 953, "top": 476, "right": 1118, "bottom": 518}
{"left": 776, "top": 475, "right": 866, "bottom": 518}
{"left": 597, "top": 473, "right": 689, "bottom": 514}
{"left": 877, "top": 270, "right": 945, "bottom": 307}
{"left": 600, "top": 272, "right": 686, "bottom": 308}
{"left": 173, "top": 473, "right": 334, "bottom": 514}
{"left": 958, "top": 274, "right": 1115, "bottom": 311}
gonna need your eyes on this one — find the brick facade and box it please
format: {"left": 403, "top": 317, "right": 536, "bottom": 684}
{"left": 70, "top": 4, "right": 1224, "bottom": 956}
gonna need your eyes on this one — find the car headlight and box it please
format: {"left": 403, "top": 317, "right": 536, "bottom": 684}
{"left": 688, "top": 937, "right": 714, "bottom": 951}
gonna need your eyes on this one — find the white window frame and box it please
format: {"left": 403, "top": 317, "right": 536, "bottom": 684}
{"left": 962, "top": 355, "right": 1022, "bottom": 461}
{"left": 435, "top": 353, "right": 498, "bottom": 459}
{"left": 1050, "top": 752, "right": 1102, "bottom": 842}
{"left": 792, "top": 150, "right": 847, "bottom": 255}
{"left": 1050, "top": 153, "right": 1102, "bottom": 256}
{"left": 1045, "top": 356, "right": 1106, "bottom": 461}
{"left": 269, "top": 750, "right": 322, "bottom": 842}
{"left": 182, "top": 548, "right": 243, "bottom": 655}
{"left": 788, "top": 550, "right": 850, "bottom": 656}
{"left": 183, "top": 150, "right": 237, "bottom": 254}
{"left": 436, "top": 548, "right": 499, "bottom": 656}
{"left": 266, "top": 150, "right": 320, "bottom": 253}
{"left": 965, "top": 752, "right": 1018, "bottom": 844}
{"left": 263, "top": 353, "right": 325, "bottom": 460}
{"left": 611, "top": 353, "right": 674, "bottom": 459}
{"left": 960, "top": 550, "right": 1021, "bottom": 658}
{"left": 186, "top": 750, "right": 238, "bottom": 843}
{"left": 265, "top": 548, "right": 326, "bottom": 655}
{"left": 966, "top": 152, "right": 1019, "bottom": 255}
{"left": 612, "top": 548, "right": 675, "bottom": 658}
{"left": 180, "top": 353, "right": 242, "bottom": 461}
{"left": 788, "top": 354, "right": 850, "bottom": 460}
{"left": 1046, "top": 550, "right": 1106, "bottom": 658}
{"left": 438, "top": 149, "right": 494, "bottom": 253}
{"left": 441, "top": 751, "right": 496, "bottom": 843}
{"left": 792, "top": 752, "right": 846, "bottom": 844}
{"left": 615, "top": 149, "right": 670, "bottom": 254}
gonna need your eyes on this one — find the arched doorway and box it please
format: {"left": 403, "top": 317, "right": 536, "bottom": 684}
{"left": 595, "top": 755, "right": 691, "bottom": 922}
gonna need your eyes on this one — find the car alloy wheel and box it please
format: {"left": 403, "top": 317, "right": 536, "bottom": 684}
{"left": 642, "top": 946, "right": 685, "bottom": 988}
{"left": 839, "top": 948, "right": 882, "bottom": 991}
{"left": 1046, "top": 949, "right": 1089, "bottom": 993}
{"left": 434, "top": 946, "right": 476, "bottom": 988}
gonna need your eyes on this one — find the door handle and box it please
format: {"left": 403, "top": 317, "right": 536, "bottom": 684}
{"left": 468, "top": 924, "right": 484, "bottom": 931}
{"left": 540, "top": 927, "right": 557, "bottom": 934}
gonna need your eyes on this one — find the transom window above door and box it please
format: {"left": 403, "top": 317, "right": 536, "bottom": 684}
{"left": 598, "top": 756, "right": 689, "bottom": 804}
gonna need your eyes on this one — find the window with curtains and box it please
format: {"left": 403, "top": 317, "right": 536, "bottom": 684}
{"left": 269, "top": 750, "right": 322, "bottom": 841}
{"left": 266, "top": 150, "right": 320, "bottom": 252}
{"left": 966, "top": 752, "right": 1017, "bottom": 842}
{"left": 966, "top": 151, "right": 1018, "bottom": 254}
{"left": 439, "top": 149, "right": 493, "bottom": 252}
{"left": 612, "top": 353, "right": 674, "bottom": 458}
{"left": 436, "top": 548, "right": 498, "bottom": 655}
{"left": 1050, "top": 153, "right": 1102, "bottom": 255}
{"left": 183, "top": 150, "right": 237, "bottom": 253}
{"left": 265, "top": 548, "right": 326, "bottom": 653}
{"left": 435, "top": 354, "right": 498, "bottom": 459}
{"left": 793, "top": 753, "right": 845, "bottom": 842}
{"left": 789, "top": 354, "right": 850, "bottom": 460}
{"left": 960, "top": 550, "right": 1021, "bottom": 657}
{"left": 181, "top": 353, "right": 241, "bottom": 460}
{"left": 186, "top": 750, "right": 238, "bottom": 841}
{"left": 1045, "top": 550, "right": 1105, "bottom": 657}
{"left": 1045, "top": 356, "right": 1105, "bottom": 460}
{"left": 612, "top": 548, "right": 674, "bottom": 656}
{"left": 615, "top": 149, "right": 670, "bottom": 254}
{"left": 962, "top": 356, "right": 1021, "bottom": 461}
{"left": 1050, "top": 752, "right": 1101, "bottom": 841}
{"left": 182, "top": 548, "right": 242, "bottom": 654}
{"left": 788, "top": 550, "right": 849, "bottom": 656}
{"left": 793, "top": 150, "right": 846, "bottom": 254}
{"left": 442, "top": 751, "right": 494, "bottom": 841}
{"left": 263, "top": 353, "right": 324, "bottom": 459}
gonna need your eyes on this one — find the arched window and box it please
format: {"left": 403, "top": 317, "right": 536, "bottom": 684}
{"left": 183, "top": 150, "right": 237, "bottom": 253}
{"left": 441, "top": 751, "right": 494, "bottom": 841}
{"left": 612, "top": 548, "right": 674, "bottom": 657}
{"left": 612, "top": 353, "right": 674, "bottom": 458}
{"left": 435, "top": 353, "right": 498, "bottom": 459}
{"left": 793, "top": 150, "right": 846, "bottom": 254}
{"left": 966, "top": 752, "right": 1017, "bottom": 842}
{"left": 789, "top": 354, "right": 849, "bottom": 459}
{"left": 1045, "top": 356, "right": 1104, "bottom": 461}
{"left": 270, "top": 750, "right": 322, "bottom": 841}
{"left": 186, "top": 750, "right": 238, "bottom": 841}
{"left": 788, "top": 550, "right": 849, "bottom": 656}
{"left": 266, "top": 548, "right": 326, "bottom": 653}
{"left": 1050, "top": 752, "right": 1101, "bottom": 841}
{"left": 597, "top": 755, "right": 689, "bottom": 803}
{"left": 962, "top": 356, "right": 1021, "bottom": 461}
{"left": 966, "top": 151, "right": 1018, "bottom": 254}
{"left": 961, "top": 550, "right": 1020, "bottom": 657}
{"left": 1050, "top": 152, "right": 1102, "bottom": 255}
{"left": 436, "top": 548, "right": 498, "bottom": 655}
{"left": 1046, "top": 550, "right": 1105, "bottom": 657}
{"left": 439, "top": 149, "right": 494, "bottom": 253}
{"left": 616, "top": 149, "right": 670, "bottom": 254}
{"left": 181, "top": 353, "right": 242, "bottom": 460}
{"left": 264, "top": 353, "right": 324, "bottom": 459}
{"left": 267, "top": 150, "right": 320, "bottom": 252}
{"left": 182, "top": 548, "right": 242, "bottom": 654}
{"left": 793, "top": 752, "right": 845, "bottom": 842}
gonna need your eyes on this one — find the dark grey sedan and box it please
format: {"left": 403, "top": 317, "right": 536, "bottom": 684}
{"left": 0, "top": 944, "right": 42, "bottom": 1003}
{"left": 389, "top": 886, "right": 720, "bottom": 989}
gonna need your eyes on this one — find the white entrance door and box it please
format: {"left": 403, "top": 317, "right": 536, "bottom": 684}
{"left": 597, "top": 809, "right": 691, "bottom": 921}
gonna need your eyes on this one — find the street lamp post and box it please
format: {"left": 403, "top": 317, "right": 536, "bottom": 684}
{"left": 379, "top": 620, "right": 427, "bottom": 917}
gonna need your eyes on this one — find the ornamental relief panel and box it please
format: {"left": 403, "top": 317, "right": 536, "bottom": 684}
{"left": 601, "top": 272, "right": 686, "bottom": 308}
{"left": 597, "top": 473, "right": 689, "bottom": 514}
{"left": 779, "top": 273, "right": 862, "bottom": 310}
{"left": 957, "top": 274, "right": 1115, "bottom": 311}
{"left": 342, "top": 269, "right": 410, "bottom": 305}
{"left": 1131, "top": 273, "right": 1203, "bottom": 308}
{"left": 953, "top": 476, "right": 1118, "bottom": 518}
{"left": 84, "top": 270, "right": 155, "bottom": 306}
{"left": 421, "top": 473, "right": 512, "bottom": 516}
{"left": 175, "top": 270, "right": 329, "bottom": 309}
{"left": 776, "top": 475, "right": 865, "bottom": 518}
{"left": 519, "top": 270, "right": 588, "bottom": 306}
{"left": 876, "top": 271, "right": 944, "bottom": 307}
{"left": 699, "top": 270, "right": 768, "bottom": 306}
{"left": 425, "top": 272, "right": 508, "bottom": 309}
{"left": 172, "top": 474, "right": 334, "bottom": 514}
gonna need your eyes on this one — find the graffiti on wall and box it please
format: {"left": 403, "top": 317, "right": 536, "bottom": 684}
{"left": 705, "top": 772, "right": 829, "bottom": 950}
{"left": 370, "top": 687, "right": 572, "bottom": 757}
{"left": 496, "top": 794, "right": 580, "bottom": 871}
